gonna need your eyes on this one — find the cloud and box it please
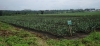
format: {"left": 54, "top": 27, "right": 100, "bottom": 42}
{"left": 0, "top": 0, "right": 100, "bottom": 10}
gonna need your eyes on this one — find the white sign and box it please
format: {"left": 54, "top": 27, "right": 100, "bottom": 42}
{"left": 67, "top": 20, "right": 72, "bottom": 25}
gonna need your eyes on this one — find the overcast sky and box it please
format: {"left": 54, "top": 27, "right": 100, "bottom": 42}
{"left": 0, "top": 0, "right": 100, "bottom": 10}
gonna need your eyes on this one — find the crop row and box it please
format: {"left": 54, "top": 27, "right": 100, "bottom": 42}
{"left": 0, "top": 15, "right": 100, "bottom": 36}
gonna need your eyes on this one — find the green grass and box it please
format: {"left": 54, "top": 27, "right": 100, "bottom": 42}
{"left": 2, "top": 11, "right": 100, "bottom": 17}
{"left": 0, "top": 22, "right": 38, "bottom": 46}
{"left": 39, "top": 11, "right": 100, "bottom": 16}
{"left": 47, "top": 32, "right": 100, "bottom": 46}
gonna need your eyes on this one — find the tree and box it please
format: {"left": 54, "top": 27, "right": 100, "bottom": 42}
{"left": 0, "top": 10, "right": 2, "bottom": 16}
{"left": 41, "top": 11, "right": 44, "bottom": 14}
{"left": 70, "top": 9, "right": 74, "bottom": 13}
{"left": 85, "top": 8, "right": 90, "bottom": 11}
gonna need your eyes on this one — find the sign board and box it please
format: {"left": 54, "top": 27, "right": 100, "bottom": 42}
{"left": 67, "top": 20, "right": 72, "bottom": 25}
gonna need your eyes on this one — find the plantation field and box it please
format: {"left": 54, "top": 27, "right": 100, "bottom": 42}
{"left": 0, "top": 14, "right": 100, "bottom": 36}
{"left": 0, "top": 22, "right": 100, "bottom": 46}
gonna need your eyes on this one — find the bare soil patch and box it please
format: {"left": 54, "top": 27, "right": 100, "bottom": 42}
{"left": 0, "top": 30, "right": 14, "bottom": 37}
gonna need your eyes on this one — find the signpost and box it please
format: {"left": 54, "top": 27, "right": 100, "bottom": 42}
{"left": 67, "top": 20, "right": 72, "bottom": 25}
{"left": 67, "top": 20, "right": 72, "bottom": 36}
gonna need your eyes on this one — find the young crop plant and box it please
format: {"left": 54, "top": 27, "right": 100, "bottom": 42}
{"left": 0, "top": 15, "right": 100, "bottom": 36}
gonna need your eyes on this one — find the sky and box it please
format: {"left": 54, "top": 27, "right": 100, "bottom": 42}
{"left": 0, "top": 0, "right": 100, "bottom": 10}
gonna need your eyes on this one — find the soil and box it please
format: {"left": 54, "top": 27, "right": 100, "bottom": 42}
{"left": 12, "top": 25, "right": 93, "bottom": 40}
{"left": 0, "top": 30, "right": 14, "bottom": 37}
{"left": 37, "top": 38, "right": 49, "bottom": 46}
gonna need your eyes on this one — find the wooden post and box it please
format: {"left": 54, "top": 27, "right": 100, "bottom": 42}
{"left": 69, "top": 25, "right": 72, "bottom": 36}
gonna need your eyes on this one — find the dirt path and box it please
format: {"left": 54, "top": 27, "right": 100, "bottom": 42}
{"left": 37, "top": 38, "right": 48, "bottom": 46}
{"left": 15, "top": 27, "right": 91, "bottom": 40}
{"left": 15, "top": 26, "right": 100, "bottom": 40}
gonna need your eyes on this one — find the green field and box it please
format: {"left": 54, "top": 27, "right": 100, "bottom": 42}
{"left": 0, "top": 21, "right": 100, "bottom": 46}
{"left": 41, "top": 11, "right": 100, "bottom": 16}
{"left": 0, "top": 11, "right": 100, "bottom": 46}
{"left": 0, "top": 14, "right": 100, "bottom": 36}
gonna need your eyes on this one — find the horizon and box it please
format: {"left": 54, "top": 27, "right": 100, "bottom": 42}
{"left": 0, "top": 0, "right": 100, "bottom": 10}
{"left": 0, "top": 8, "right": 99, "bottom": 11}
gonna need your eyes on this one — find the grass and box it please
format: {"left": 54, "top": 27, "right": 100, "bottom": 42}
{"left": 0, "top": 22, "right": 100, "bottom": 46}
{"left": 38, "top": 11, "right": 100, "bottom": 16}
{"left": 2, "top": 11, "right": 100, "bottom": 17}
{"left": 0, "top": 22, "right": 41, "bottom": 46}
{"left": 47, "top": 32, "right": 100, "bottom": 46}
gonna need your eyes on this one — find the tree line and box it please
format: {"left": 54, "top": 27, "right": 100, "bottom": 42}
{"left": 0, "top": 8, "right": 97, "bottom": 16}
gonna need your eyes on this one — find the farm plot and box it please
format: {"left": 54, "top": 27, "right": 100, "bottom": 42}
{"left": 0, "top": 15, "right": 100, "bottom": 36}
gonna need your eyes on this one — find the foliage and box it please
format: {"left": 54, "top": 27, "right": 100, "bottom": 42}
{"left": 0, "top": 15, "right": 100, "bottom": 36}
